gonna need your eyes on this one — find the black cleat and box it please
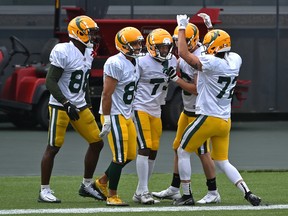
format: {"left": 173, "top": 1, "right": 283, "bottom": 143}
{"left": 245, "top": 191, "right": 261, "bottom": 206}
{"left": 78, "top": 183, "right": 104, "bottom": 201}
{"left": 173, "top": 195, "right": 195, "bottom": 206}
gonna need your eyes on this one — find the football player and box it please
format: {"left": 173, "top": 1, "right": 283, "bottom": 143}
{"left": 95, "top": 26, "right": 145, "bottom": 206}
{"left": 174, "top": 14, "right": 261, "bottom": 206}
{"left": 152, "top": 18, "right": 221, "bottom": 205}
{"left": 38, "top": 15, "right": 104, "bottom": 203}
{"left": 132, "top": 28, "right": 177, "bottom": 204}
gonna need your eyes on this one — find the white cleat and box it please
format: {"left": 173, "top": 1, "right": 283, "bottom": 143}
{"left": 38, "top": 188, "right": 61, "bottom": 203}
{"left": 133, "top": 191, "right": 155, "bottom": 204}
{"left": 196, "top": 190, "right": 221, "bottom": 204}
{"left": 152, "top": 188, "right": 181, "bottom": 200}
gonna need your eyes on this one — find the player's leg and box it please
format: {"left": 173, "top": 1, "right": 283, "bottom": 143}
{"left": 72, "top": 108, "right": 104, "bottom": 201}
{"left": 211, "top": 118, "right": 261, "bottom": 206}
{"left": 104, "top": 115, "right": 131, "bottom": 206}
{"left": 196, "top": 142, "right": 221, "bottom": 204}
{"left": 175, "top": 115, "right": 214, "bottom": 206}
{"left": 152, "top": 111, "right": 189, "bottom": 200}
{"left": 133, "top": 110, "right": 155, "bottom": 204}
{"left": 38, "top": 106, "right": 69, "bottom": 203}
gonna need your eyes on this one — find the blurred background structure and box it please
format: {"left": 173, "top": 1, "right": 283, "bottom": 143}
{"left": 0, "top": 0, "right": 287, "bottom": 121}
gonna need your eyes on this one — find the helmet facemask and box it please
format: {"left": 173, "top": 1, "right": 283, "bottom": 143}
{"left": 124, "top": 39, "right": 145, "bottom": 58}
{"left": 71, "top": 27, "right": 100, "bottom": 48}
{"left": 153, "top": 43, "right": 173, "bottom": 61}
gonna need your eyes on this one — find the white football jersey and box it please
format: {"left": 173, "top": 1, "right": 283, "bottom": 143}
{"left": 99, "top": 52, "right": 140, "bottom": 119}
{"left": 178, "top": 45, "right": 204, "bottom": 113}
{"left": 133, "top": 54, "right": 177, "bottom": 118}
{"left": 48, "top": 41, "right": 93, "bottom": 108}
{"left": 196, "top": 52, "right": 242, "bottom": 119}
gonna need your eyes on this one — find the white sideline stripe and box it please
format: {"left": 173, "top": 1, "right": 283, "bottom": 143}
{"left": 1, "top": 205, "right": 288, "bottom": 215}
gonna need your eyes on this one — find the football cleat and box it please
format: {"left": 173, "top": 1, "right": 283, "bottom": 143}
{"left": 245, "top": 191, "right": 261, "bottom": 206}
{"left": 38, "top": 188, "right": 61, "bottom": 203}
{"left": 106, "top": 195, "right": 129, "bottom": 206}
{"left": 173, "top": 194, "right": 195, "bottom": 206}
{"left": 196, "top": 190, "right": 221, "bottom": 204}
{"left": 78, "top": 182, "right": 104, "bottom": 201}
{"left": 132, "top": 192, "right": 155, "bottom": 205}
{"left": 95, "top": 179, "right": 108, "bottom": 199}
{"left": 152, "top": 187, "right": 181, "bottom": 200}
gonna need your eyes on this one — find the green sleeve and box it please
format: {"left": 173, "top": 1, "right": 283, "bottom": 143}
{"left": 45, "top": 64, "right": 67, "bottom": 104}
{"left": 85, "top": 80, "right": 92, "bottom": 108}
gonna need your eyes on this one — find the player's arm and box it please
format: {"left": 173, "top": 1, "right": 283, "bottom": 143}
{"left": 46, "top": 64, "right": 80, "bottom": 121}
{"left": 85, "top": 78, "right": 92, "bottom": 108}
{"left": 45, "top": 64, "right": 67, "bottom": 104}
{"left": 101, "top": 75, "right": 118, "bottom": 115}
{"left": 99, "top": 74, "right": 118, "bottom": 138}
{"left": 175, "top": 78, "right": 197, "bottom": 95}
{"left": 177, "top": 15, "right": 202, "bottom": 71}
{"left": 197, "top": 13, "right": 213, "bottom": 32}
{"left": 174, "top": 58, "right": 197, "bottom": 95}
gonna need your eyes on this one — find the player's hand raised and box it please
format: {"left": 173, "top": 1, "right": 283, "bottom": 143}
{"left": 176, "top": 14, "right": 189, "bottom": 30}
{"left": 197, "top": 13, "right": 213, "bottom": 29}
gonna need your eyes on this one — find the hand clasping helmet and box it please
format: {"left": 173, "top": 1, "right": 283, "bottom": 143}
{"left": 173, "top": 23, "right": 199, "bottom": 51}
{"left": 115, "top": 27, "right": 144, "bottom": 57}
{"left": 146, "top": 28, "right": 173, "bottom": 61}
{"left": 68, "top": 15, "right": 99, "bottom": 48}
{"left": 202, "top": 29, "right": 231, "bottom": 55}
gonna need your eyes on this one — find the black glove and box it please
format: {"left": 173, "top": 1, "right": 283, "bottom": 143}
{"left": 63, "top": 101, "right": 80, "bottom": 121}
{"left": 165, "top": 66, "right": 179, "bottom": 82}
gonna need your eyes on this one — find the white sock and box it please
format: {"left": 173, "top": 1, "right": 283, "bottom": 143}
{"left": 41, "top": 185, "right": 50, "bottom": 191}
{"left": 236, "top": 181, "right": 250, "bottom": 195}
{"left": 136, "top": 154, "right": 149, "bottom": 194}
{"left": 82, "top": 178, "right": 93, "bottom": 187}
{"left": 148, "top": 159, "right": 155, "bottom": 180}
{"left": 214, "top": 160, "right": 242, "bottom": 184}
{"left": 215, "top": 160, "right": 250, "bottom": 196}
{"left": 182, "top": 182, "right": 192, "bottom": 195}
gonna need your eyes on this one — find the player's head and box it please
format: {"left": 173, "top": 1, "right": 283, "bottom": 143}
{"left": 68, "top": 15, "right": 99, "bottom": 48}
{"left": 146, "top": 28, "right": 173, "bottom": 61}
{"left": 202, "top": 29, "right": 231, "bottom": 55}
{"left": 173, "top": 23, "right": 199, "bottom": 52}
{"left": 115, "top": 27, "right": 144, "bottom": 58}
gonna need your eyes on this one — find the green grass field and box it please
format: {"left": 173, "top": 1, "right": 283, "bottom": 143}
{"left": 0, "top": 171, "right": 288, "bottom": 215}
